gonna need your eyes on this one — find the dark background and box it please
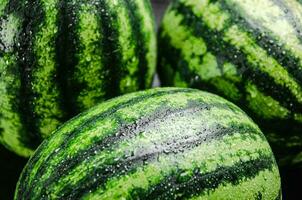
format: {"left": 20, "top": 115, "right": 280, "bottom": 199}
{"left": 0, "top": 0, "right": 300, "bottom": 199}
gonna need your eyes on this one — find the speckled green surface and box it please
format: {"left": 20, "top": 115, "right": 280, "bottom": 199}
{"left": 15, "top": 88, "right": 281, "bottom": 200}
{"left": 158, "top": 0, "right": 302, "bottom": 169}
{"left": 0, "top": 0, "right": 156, "bottom": 157}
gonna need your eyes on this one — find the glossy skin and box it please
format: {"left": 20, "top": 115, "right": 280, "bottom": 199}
{"left": 158, "top": 0, "right": 302, "bottom": 168}
{"left": 0, "top": 0, "right": 156, "bottom": 157}
{"left": 15, "top": 88, "right": 281, "bottom": 200}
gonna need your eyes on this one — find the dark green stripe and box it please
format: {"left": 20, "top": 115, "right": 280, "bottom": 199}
{"left": 170, "top": 1, "right": 302, "bottom": 114}
{"left": 124, "top": 1, "right": 149, "bottom": 89}
{"left": 95, "top": 1, "right": 121, "bottom": 99}
{"left": 138, "top": 154, "right": 275, "bottom": 200}
{"left": 157, "top": 30, "right": 177, "bottom": 86}
{"left": 18, "top": 88, "right": 196, "bottom": 197}
{"left": 55, "top": 0, "right": 79, "bottom": 117}
{"left": 257, "top": 114, "right": 302, "bottom": 137}
{"left": 13, "top": 0, "right": 43, "bottom": 149}
{"left": 49, "top": 119, "right": 260, "bottom": 199}
{"left": 268, "top": 130, "right": 302, "bottom": 164}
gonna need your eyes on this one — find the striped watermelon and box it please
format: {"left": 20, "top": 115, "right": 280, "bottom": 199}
{"left": 15, "top": 88, "right": 281, "bottom": 199}
{"left": 158, "top": 0, "right": 302, "bottom": 168}
{"left": 0, "top": 0, "right": 156, "bottom": 157}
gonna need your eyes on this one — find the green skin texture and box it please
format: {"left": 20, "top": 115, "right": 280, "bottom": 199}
{"left": 0, "top": 0, "right": 156, "bottom": 157}
{"left": 15, "top": 88, "right": 281, "bottom": 200}
{"left": 158, "top": 0, "right": 302, "bottom": 168}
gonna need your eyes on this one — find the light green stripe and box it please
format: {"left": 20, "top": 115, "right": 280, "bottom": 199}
{"left": 189, "top": 166, "right": 280, "bottom": 200}
{"left": 83, "top": 131, "right": 273, "bottom": 199}
{"left": 0, "top": 55, "right": 33, "bottom": 156}
{"left": 174, "top": 71, "right": 189, "bottom": 87}
{"left": 210, "top": 78, "right": 242, "bottom": 101}
{"left": 181, "top": 0, "right": 302, "bottom": 104}
{"left": 294, "top": 113, "right": 302, "bottom": 123}
{"left": 32, "top": 0, "right": 62, "bottom": 138}
{"left": 161, "top": 9, "right": 208, "bottom": 76}
{"left": 47, "top": 105, "right": 260, "bottom": 197}
{"left": 227, "top": 0, "right": 302, "bottom": 70}
{"left": 222, "top": 62, "right": 241, "bottom": 81}
{"left": 0, "top": 14, "right": 33, "bottom": 156}
{"left": 106, "top": 1, "right": 139, "bottom": 93}
{"left": 180, "top": 0, "right": 229, "bottom": 32}
{"left": 214, "top": 62, "right": 242, "bottom": 101}
{"left": 0, "top": 0, "right": 8, "bottom": 14}
{"left": 74, "top": 3, "right": 104, "bottom": 111}
{"left": 135, "top": 0, "right": 157, "bottom": 87}
{"left": 245, "top": 81, "right": 290, "bottom": 119}
{"left": 0, "top": 55, "right": 20, "bottom": 150}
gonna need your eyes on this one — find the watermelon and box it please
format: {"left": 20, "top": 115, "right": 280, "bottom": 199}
{"left": 15, "top": 88, "right": 281, "bottom": 199}
{"left": 0, "top": 0, "right": 156, "bottom": 157}
{"left": 158, "top": 0, "right": 302, "bottom": 168}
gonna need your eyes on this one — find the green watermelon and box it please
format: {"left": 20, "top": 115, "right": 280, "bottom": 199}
{"left": 15, "top": 88, "right": 281, "bottom": 199}
{"left": 0, "top": 0, "right": 156, "bottom": 157}
{"left": 158, "top": 0, "right": 302, "bottom": 168}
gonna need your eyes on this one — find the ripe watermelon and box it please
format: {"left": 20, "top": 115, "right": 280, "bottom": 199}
{"left": 15, "top": 88, "right": 281, "bottom": 200}
{"left": 0, "top": 0, "right": 156, "bottom": 157}
{"left": 158, "top": 0, "right": 302, "bottom": 168}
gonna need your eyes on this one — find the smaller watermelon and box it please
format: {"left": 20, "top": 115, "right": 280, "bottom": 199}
{"left": 15, "top": 88, "right": 281, "bottom": 200}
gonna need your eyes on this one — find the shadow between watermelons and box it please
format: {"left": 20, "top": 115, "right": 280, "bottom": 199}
{"left": 0, "top": 145, "right": 27, "bottom": 200}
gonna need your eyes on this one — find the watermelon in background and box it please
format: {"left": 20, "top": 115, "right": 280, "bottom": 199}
{"left": 15, "top": 88, "right": 281, "bottom": 199}
{"left": 0, "top": 0, "right": 156, "bottom": 157}
{"left": 159, "top": 0, "right": 302, "bottom": 199}
{"left": 158, "top": 0, "right": 302, "bottom": 169}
